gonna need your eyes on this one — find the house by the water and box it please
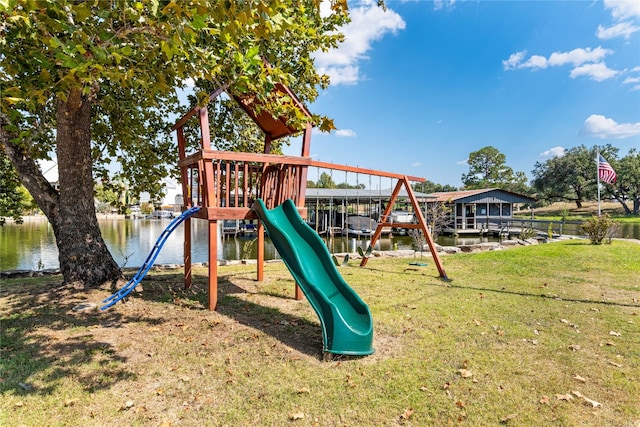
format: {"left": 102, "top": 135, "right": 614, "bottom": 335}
{"left": 426, "top": 188, "right": 536, "bottom": 235}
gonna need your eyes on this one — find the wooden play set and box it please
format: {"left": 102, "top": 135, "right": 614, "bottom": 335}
{"left": 171, "top": 82, "right": 448, "bottom": 311}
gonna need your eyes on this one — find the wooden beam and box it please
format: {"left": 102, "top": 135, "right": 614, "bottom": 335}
{"left": 309, "top": 160, "right": 426, "bottom": 183}
{"left": 208, "top": 220, "right": 218, "bottom": 310}
{"left": 404, "top": 177, "right": 448, "bottom": 279}
{"left": 184, "top": 215, "right": 192, "bottom": 289}
{"left": 171, "top": 83, "right": 229, "bottom": 131}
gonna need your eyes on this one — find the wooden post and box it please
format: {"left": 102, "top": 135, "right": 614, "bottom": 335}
{"left": 208, "top": 220, "right": 218, "bottom": 310}
{"left": 404, "top": 178, "right": 447, "bottom": 280}
{"left": 184, "top": 216, "right": 192, "bottom": 289}
{"left": 257, "top": 221, "right": 264, "bottom": 282}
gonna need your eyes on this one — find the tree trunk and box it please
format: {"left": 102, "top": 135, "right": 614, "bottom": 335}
{"left": 53, "top": 89, "right": 122, "bottom": 287}
{"left": 611, "top": 193, "right": 632, "bottom": 215}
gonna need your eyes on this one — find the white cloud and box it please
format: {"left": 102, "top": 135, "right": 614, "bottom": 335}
{"left": 456, "top": 159, "right": 468, "bottom": 165}
{"left": 503, "top": 47, "right": 618, "bottom": 81}
{"left": 314, "top": 1, "right": 406, "bottom": 85}
{"left": 597, "top": 22, "right": 640, "bottom": 40}
{"left": 623, "top": 66, "right": 640, "bottom": 90}
{"left": 335, "top": 129, "right": 357, "bottom": 137}
{"left": 505, "top": 47, "right": 613, "bottom": 70}
{"left": 604, "top": 0, "right": 640, "bottom": 20}
{"left": 569, "top": 62, "right": 619, "bottom": 81}
{"left": 412, "top": 161, "right": 422, "bottom": 167}
{"left": 548, "top": 46, "right": 612, "bottom": 67}
{"left": 580, "top": 114, "right": 640, "bottom": 139}
{"left": 434, "top": 0, "right": 456, "bottom": 11}
{"left": 539, "top": 146, "right": 565, "bottom": 159}
{"left": 502, "top": 51, "right": 527, "bottom": 70}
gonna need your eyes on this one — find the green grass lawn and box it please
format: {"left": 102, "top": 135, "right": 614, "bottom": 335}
{"left": 1, "top": 240, "right": 639, "bottom": 426}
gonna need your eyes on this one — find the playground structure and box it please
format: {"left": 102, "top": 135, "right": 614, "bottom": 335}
{"left": 171, "top": 82, "right": 447, "bottom": 314}
{"left": 103, "top": 81, "right": 448, "bottom": 356}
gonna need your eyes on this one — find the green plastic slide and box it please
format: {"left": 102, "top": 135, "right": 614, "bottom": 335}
{"left": 252, "top": 199, "right": 374, "bottom": 356}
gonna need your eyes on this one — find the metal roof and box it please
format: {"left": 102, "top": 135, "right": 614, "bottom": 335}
{"left": 304, "top": 188, "right": 434, "bottom": 202}
{"left": 427, "top": 188, "right": 536, "bottom": 204}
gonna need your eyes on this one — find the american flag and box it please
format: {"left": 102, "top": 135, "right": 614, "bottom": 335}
{"left": 598, "top": 154, "right": 616, "bottom": 185}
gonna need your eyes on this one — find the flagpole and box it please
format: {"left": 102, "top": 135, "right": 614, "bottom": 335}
{"left": 596, "top": 147, "right": 601, "bottom": 217}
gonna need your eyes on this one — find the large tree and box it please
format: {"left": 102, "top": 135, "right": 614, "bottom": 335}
{"left": 1, "top": 1, "right": 347, "bottom": 287}
{"left": 461, "top": 146, "right": 528, "bottom": 193}
{"left": 603, "top": 149, "right": 640, "bottom": 215}
{"left": 532, "top": 144, "right": 618, "bottom": 208}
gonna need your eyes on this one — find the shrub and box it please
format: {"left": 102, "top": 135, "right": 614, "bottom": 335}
{"left": 582, "top": 214, "right": 615, "bottom": 245}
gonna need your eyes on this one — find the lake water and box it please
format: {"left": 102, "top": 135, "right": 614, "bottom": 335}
{"left": 2, "top": 216, "right": 638, "bottom": 271}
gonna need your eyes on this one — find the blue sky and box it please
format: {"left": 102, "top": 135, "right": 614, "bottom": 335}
{"left": 286, "top": 0, "right": 640, "bottom": 188}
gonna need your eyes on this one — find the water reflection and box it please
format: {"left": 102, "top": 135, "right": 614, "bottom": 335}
{"left": 2, "top": 216, "right": 638, "bottom": 271}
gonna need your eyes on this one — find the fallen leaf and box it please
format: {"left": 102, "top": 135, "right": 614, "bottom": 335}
{"left": 400, "top": 408, "right": 414, "bottom": 420}
{"left": 568, "top": 344, "right": 581, "bottom": 351}
{"left": 64, "top": 399, "right": 78, "bottom": 407}
{"left": 500, "top": 413, "right": 517, "bottom": 423}
{"left": 456, "top": 400, "right": 466, "bottom": 408}
{"left": 457, "top": 369, "right": 473, "bottom": 378}
{"left": 572, "top": 391, "right": 602, "bottom": 407}
{"left": 289, "top": 412, "right": 305, "bottom": 420}
{"left": 609, "top": 331, "right": 621, "bottom": 337}
{"left": 539, "top": 395, "right": 550, "bottom": 405}
{"left": 608, "top": 360, "right": 622, "bottom": 368}
{"left": 473, "top": 319, "right": 482, "bottom": 326}
{"left": 121, "top": 400, "right": 135, "bottom": 411}
{"left": 583, "top": 396, "right": 602, "bottom": 408}
{"left": 297, "top": 387, "right": 310, "bottom": 394}
{"left": 573, "top": 374, "right": 587, "bottom": 383}
{"left": 555, "top": 393, "right": 573, "bottom": 401}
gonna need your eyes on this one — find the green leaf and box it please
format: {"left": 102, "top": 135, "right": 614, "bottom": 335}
{"left": 73, "top": 4, "right": 92, "bottom": 22}
{"left": 191, "top": 14, "right": 206, "bottom": 30}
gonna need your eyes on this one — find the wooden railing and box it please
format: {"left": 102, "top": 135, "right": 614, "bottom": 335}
{"left": 177, "top": 150, "right": 312, "bottom": 219}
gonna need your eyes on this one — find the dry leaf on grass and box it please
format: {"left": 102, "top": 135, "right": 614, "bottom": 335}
{"left": 500, "top": 413, "right": 517, "bottom": 423}
{"left": 400, "top": 408, "right": 414, "bottom": 420}
{"left": 573, "top": 374, "right": 587, "bottom": 383}
{"left": 609, "top": 331, "right": 621, "bottom": 336}
{"left": 539, "top": 395, "right": 550, "bottom": 405}
{"left": 64, "top": 399, "right": 78, "bottom": 407}
{"left": 555, "top": 393, "right": 573, "bottom": 401}
{"left": 457, "top": 369, "right": 473, "bottom": 378}
{"left": 572, "top": 391, "right": 602, "bottom": 408}
{"left": 289, "top": 412, "right": 305, "bottom": 420}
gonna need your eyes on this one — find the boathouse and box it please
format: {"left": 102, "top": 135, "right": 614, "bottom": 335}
{"left": 427, "top": 188, "right": 536, "bottom": 234}
{"left": 304, "top": 188, "right": 433, "bottom": 234}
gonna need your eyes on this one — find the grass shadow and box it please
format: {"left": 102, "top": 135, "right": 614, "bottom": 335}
{"left": 0, "top": 282, "right": 157, "bottom": 397}
{"left": 112, "top": 272, "right": 326, "bottom": 358}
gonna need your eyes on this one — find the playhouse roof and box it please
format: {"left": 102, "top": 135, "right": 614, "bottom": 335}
{"left": 232, "top": 82, "right": 312, "bottom": 141}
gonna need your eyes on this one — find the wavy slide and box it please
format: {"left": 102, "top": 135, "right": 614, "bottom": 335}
{"left": 100, "top": 206, "right": 201, "bottom": 311}
{"left": 252, "top": 199, "right": 374, "bottom": 356}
